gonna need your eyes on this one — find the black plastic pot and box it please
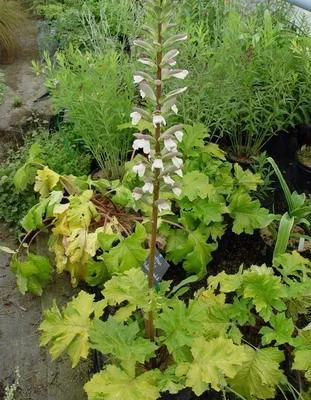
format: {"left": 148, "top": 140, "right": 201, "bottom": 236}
{"left": 160, "top": 388, "right": 192, "bottom": 400}
{"left": 295, "top": 157, "right": 311, "bottom": 194}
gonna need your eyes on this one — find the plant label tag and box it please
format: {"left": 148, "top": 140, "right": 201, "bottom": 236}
{"left": 298, "top": 237, "right": 305, "bottom": 252}
{"left": 142, "top": 250, "right": 170, "bottom": 284}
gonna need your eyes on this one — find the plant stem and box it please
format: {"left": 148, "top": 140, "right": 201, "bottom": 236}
{"left": 146, "top": 14, "right": 163, "bottom": 341}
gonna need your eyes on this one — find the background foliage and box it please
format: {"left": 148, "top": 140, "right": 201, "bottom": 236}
{"left": 0, "top": 130, "right": 91, "bottom": 233}
{"left": 38, "top": 49, "right": 134, "bottom": 179}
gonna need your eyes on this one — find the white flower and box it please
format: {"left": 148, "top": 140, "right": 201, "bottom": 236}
{"left": 175, "top": 169, "right": 183, "bottom": 177}
{"left": 133, "top": 162, "right": 146, "bottom": 177}
{"left": 152, "top": 159, "right": 164, "bottom": 171}
{"left": 172, "top": 70, "right": 189, "bottom": 79}
{"left": 172, "top": 156, "right": 183, "bottom": 169}
{"left": 133, "top": 188, "right": 142, "bottom": 200}
{"left": 173, "top": 186, "right": 182, "bottom": 197}
{"left": 134, "top": 75, "right": 144, "bottom": 84}
{"left": 138, "top": 58, "right": 153, "bottom": 66}
{"left": 163, "top": 175, "right": 175, "bottom": 185}
{"left": 130, "top": 111, "right": 142, "bottom": 125}
{"left": 164, "top": 137, "right": 178, "bottom": 152}
{"left": 133, "top": 138, "right": 151, "bottom": 154}
{"left": 142, "top": 181, "right": 154, "bottom": 194}
{"left": 171, "top": 104, "right": 178, "bottom": 114}
{"left": 168, "top": 59, "right": 177, "bottom": 66}
{"left": 174, "top": 131, "right": 183, "bottom": 142}
{"left": 158, "top": 199, "right": 171, "bottom": 212}
{"left": 153, "top": 114, "right": 166, "bottom": 127}
{"left": 140, "top": 89, "right": 146, "bottom": 99}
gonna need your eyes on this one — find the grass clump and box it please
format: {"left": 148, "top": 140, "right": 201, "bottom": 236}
{"left": 38, "top": 49, "right": 134, "bottom": 179}
{"left": 0, "top": 1, "right": 26, "bottom": 61}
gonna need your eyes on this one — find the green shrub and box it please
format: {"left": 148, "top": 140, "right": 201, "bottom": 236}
{"left": 38, "top": 48, "right": 135, "bottom": 179}
{"left": 0, "top": 129, "right": 91, "bottom": 233}
{"left": 180, "top": 10, "right": 306, "bottom": 160}
{"left": 32, "top": 0, "right": 142, "bottom": 50}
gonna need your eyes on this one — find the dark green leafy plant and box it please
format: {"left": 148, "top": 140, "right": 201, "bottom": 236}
{"left": 0, "top": 129, "right": 91, "bottom": 234}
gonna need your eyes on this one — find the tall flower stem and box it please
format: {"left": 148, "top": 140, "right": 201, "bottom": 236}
{"left": 146, "top": 20, "right": 163, "bottom": 341}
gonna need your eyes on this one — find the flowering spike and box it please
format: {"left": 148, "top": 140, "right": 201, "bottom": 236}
{"left": 129, "top": 0, "right": 187, "bottom": 340}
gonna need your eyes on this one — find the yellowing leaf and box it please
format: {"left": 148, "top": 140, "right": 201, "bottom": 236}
{"left": 66, "top": 190, "right": 98, "bottom": 229}
{"left": 204, "top": 143, "right": 226, "bottom": 160}
{"left": 34, "top": 167, "right": 60, "bottom": 198}
{"left": 293, "top": 350, "right": 311, "bottom": 381}
{"left": 185, "top": 337, "right": 246, "bottom": 395}
{"left": 84, "top": 366, "right": 161, "bottom": 400}
{"left": 228, "top": 347, "right": 285, "bottom": 399}
{"left": 155, "top": 300, "right": 206, "bottom": 361}
{"left": 293, "top": 330, "right": 311, "bottom": 381}
{"left": 242, "top": 265, "right": 287, "bottom": 321}
{"left": 40, "top": 291, "right": 98, "bottom": 367}
{"left": 208, "top": 271, "right": 243, "bottom": 293}
{"left": 51, "top": 227, "right": 105, "bottom": 286}
{"left": 102, "top": 268, "right": 149, "bottom": 321}
{"left": 234, "top": 163, "right": 263, "bottom": 191}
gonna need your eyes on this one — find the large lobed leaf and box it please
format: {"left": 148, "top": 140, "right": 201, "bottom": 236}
{"left": 176, "top": 337, "right": 247, "bottom": 395}
{"left": 242, "top": 265, "right": 287, "bottom": 321}
{"left": 40, "top": 291, "right": 104, "bottom": 367}
{"left": 34, "top": 166, "right": 60, "bottom": 198}
{"left": 103, "top": 223, "right": 149, "bottom": 275}
{"left": 166, "top": 228, "right": 217, "bottom": 277}
{"left": 229, "top": 192, "right": 274, "bottom": 235}
{"left": 228, "top": 347, "right": 285, "bottom": 399}
{"left": 182, "top": 171, "right": 215, "bottom": 202}
{"left": 102, "top": 268, "right": 150, "bottom": 321}
{"left": 155, "top": 300, "right": 206, "bottom": 361}
{"left": 89, "top": 318, "right": 157, "bottom": 374}
{"left": 84, "top": 366, "right": 161, "bottom": 400}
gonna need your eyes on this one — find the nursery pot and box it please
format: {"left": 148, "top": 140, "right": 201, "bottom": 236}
{"left": 295, "top": 149, "right": 311, "bottom": 193}
{"left": 160, "top": 388, "right": 192, "bottom": 400}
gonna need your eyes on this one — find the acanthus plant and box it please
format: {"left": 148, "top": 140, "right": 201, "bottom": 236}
{"left": 129, "top": 0, "right": 188, "bottom": 338}
{"left": 36, "top": 1, "right": 310, "bottom": 400}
